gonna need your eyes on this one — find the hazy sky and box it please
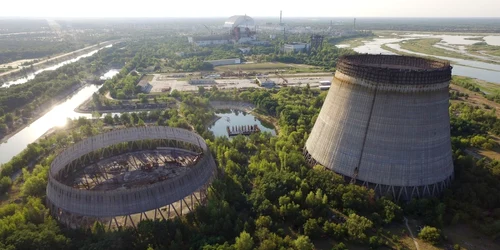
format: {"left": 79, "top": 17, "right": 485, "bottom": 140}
{"left": 0, "top": 0, "right": 498, "bottom": 18}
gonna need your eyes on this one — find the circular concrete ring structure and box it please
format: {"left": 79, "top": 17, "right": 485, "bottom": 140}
{"left": 47, "top": 126, "right": 216, "bottom": 228}
{"left": 304, "top": 55, "right": 453, "bottom": 201}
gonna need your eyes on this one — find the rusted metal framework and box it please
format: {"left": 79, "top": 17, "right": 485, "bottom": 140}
{"left": 46, "top": 127, "right": 217, "bottom": 229}
{"left": 304, "top": 55, "right": 454, "bottom": 201}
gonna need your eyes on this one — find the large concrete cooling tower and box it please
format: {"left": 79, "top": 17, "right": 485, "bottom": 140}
{"left": 304, "top": 55, "right": 453, "bottom": 200}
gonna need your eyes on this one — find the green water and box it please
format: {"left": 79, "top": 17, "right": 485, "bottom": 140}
{"left": 209, "top": 110, "right": 276, "bottom": 138}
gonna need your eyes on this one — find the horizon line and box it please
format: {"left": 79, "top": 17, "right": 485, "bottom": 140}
{"left": 1, "top": 16, "right": 499, "bottom": 19}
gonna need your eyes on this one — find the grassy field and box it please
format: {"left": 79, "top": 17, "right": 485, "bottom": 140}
{"left": 450, "top": 77, "right": 500, "bottom": 162}
{"left": 467, "top": 42, "right": 500, "bottom": 57}
{"left": 381, "top": 44, "right": 427, "bottom": 58}
{"left": 453, "top": 76, "right": 500, "bottom": 95}
{"left": 215, "top": 62, "right": 324, "bottom": 73}
{"left": 442, "top": 78, "right": 500, "bottom": 249}
{"left": 399, "top": 38, "right": 482, "bottom": 61}
{"left": 382, "top": 38, "right": 500, "bottom": 65}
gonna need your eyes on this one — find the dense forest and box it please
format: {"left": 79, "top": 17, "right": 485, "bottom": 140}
{"left": 0, "top": 18, "right": 118, "bottom": 65}
{"left": 0, "top": 26, "right": 500, "bottom": 249}
{"left": 0, "top": 84, "right": 499, "bottom": 249}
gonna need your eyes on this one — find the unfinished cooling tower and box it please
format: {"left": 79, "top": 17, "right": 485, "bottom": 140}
{"left": 304, "top": 55, "right": 453, "bottom": 200}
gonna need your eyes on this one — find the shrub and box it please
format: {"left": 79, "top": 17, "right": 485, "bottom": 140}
{"left": 418, "top": 226, "right": 441, "bottom": 245}
{"left": 0, "top": 176, "right": 12, "bottom": 193}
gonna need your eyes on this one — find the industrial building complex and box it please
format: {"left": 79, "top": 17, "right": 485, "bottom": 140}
{"left": 46, "top": 127, "right": 217, "bottom": 228}
{"left": 188, "top": 15, "right": 257, "bottom": 46}
{"left": 304, "top": 55, "right": 454, "bottom": 200}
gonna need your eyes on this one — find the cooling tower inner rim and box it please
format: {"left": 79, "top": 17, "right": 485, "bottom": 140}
{"left": 341, "top": 54, "right": 450, "bottom": 70}
{"left": 336, "top": 55, "right": 452, "bottom": 86}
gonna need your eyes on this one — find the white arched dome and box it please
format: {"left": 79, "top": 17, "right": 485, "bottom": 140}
{"left": 224, "top": 15, "right": 255, "bottom": 28}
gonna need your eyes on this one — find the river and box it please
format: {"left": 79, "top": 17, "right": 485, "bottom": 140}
{"left": 351, "top": 34, "right": 500, "bottom": 83}
{"left": 0, "top": 69, "right": 119, "bottom": 165}
{"left": 1, "top": 44, "right": 113, "bottom": 88}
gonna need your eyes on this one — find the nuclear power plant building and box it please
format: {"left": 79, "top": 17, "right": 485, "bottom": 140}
{"left": 304, "top": 55, "right": 454, "bottom": 200}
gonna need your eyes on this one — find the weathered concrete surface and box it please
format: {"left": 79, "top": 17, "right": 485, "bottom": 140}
{"left": 46, "top": 126, "right": 216, "bottom": 218}
{"left": 305, "top": 55, "right": 454, "bottom": 199}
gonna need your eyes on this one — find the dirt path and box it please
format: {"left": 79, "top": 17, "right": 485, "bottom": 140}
{"left": 404, "top": 217, "right": 421, "bottom": 250}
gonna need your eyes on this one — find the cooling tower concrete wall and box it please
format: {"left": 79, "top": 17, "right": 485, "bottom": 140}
{"left": 46, "top": 126, "right": 216, "bottom": 228}
{"left": 304, "top": 55, "right": 454, "bottom": 200}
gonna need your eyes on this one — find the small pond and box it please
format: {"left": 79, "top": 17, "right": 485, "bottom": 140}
{"left": 209, "top": 109, "right": 276, "bottom": 138}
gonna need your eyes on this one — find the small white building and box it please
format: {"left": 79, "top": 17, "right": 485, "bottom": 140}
{"left": 205, "top": 58, "right": 241, "bottom": 67}
{"left": 283, "top": 43, "right": 310, "bottom": 53}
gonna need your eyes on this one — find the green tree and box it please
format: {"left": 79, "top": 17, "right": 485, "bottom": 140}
{"left": 0, "top": 123, "right": 7, "bottom": 134}
{"left": 379, "top": 198, "right": 402, "bottom": 224}
{"left": 255, "top": 215, "right": 273, "bottom": 229}
{"left": 103, "top": 114, "right": 114, "bottom": 125}
{"left": 369, "top": 236, "right": 383, "bottom": 249}
{"left": 303, "top": 218, "right": 321, "bottom": 238}
{"left": 0, "top": 176, "right": 12, "bottom": 193}
{"left": 293, "top": 235, "right": 314, "bottom": 250}
{"left": 138, "top": 93, "right": 148, "bottom": 104}
{"left": 4, "top": 113, "right": 14, "bottom": 124}
{"left": 22, "top": 173, "right": 46, "bottom": 197}
{"left": 346, "top": 213, "right": 373, "bottom": 241}
{"left": 198, "top": 86, "right": 206, "bottom": 95}
{"left": 138, "top": 118, "right": 145, "bottom": 127}
{"left": 234, "top": 231, "right": 253, "bottom": 250}
{"left": 323, "top": 221, "right": 346, "bottom": 240}
{"left": 333, "top": 242, "right": 347, "bottom": 250}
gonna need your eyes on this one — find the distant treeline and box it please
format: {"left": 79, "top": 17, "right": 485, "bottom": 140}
{"left": 354, "top": 18, "right": 500, "bottom": 33}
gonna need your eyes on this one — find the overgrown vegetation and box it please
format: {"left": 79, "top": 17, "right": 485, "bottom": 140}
{"left": 452, "top": 76, "right": 500, "bottom": 104}
{"left": 0, "top": 88, "right": 408, "bottom": 249}
{"left": 0, "top": 44, "right": 129, "bottom": 139}
{"left": 1, "top": 23, "right": 500, "bottom": 249}
{"left": 1, "top": 81, "right": 500, "bottom": 248}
